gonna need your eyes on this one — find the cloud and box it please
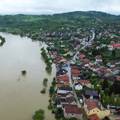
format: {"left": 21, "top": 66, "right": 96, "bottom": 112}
{"left": 0, "top": 0, "right": 120, "bottom": 15}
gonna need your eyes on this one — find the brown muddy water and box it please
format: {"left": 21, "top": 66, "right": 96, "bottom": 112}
{"left": 0, "top": 32, "right": 55, "bottom": 120}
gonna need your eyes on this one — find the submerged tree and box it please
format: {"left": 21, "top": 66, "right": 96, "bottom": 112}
{"left": 33, "top": 109, "right": 45, "bottom": 120}
{"left": 0, "top": 35, "right": 5, "bottom": 46}
{"left": 43, "top": 78, "right": 48, "bottom": 87}
{"left": 21, "top": 70, "right": 27, "bottom": 76}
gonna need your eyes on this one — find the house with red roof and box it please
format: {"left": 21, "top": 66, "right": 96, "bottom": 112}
{"left": 58, "top": 96, "right": 76, "bottom": 105}
{"left": 56, "top": 74, "right": 70, "bottom": 86}
{"left": 63, "top": 104, "right": 83, "bottom": 119}
{"left": 84, "top": 99, "right": 110, "bottom": 119}
{"left": 108, "top": 44, "right": 120, "bottom": 50}
{"left": 84, "top": 99, "right": 99, "bottom": 112}
{"left": 71, "top": 66, "right": 81, "bottom": 81}
{"left": 112, "top": 44, "right": 120, "bottom": 49}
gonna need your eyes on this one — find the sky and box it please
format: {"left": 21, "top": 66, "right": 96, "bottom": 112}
{"left": 0, "top": 0, "right": 120, "bottom": 15}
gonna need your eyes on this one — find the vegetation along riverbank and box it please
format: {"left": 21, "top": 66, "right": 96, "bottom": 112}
{"left": 41, "top": 47, "right": 53, "bottom": 74}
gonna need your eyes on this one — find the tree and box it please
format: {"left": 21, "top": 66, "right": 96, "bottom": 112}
{"left": 55, "top": 108, "right": 64, "bottom": 119}
{"left": 110, "top": 81, "right": 120, "bottom": 94}
{"left": 101, "top": 80, "right": 109, "bottom": 90}
{"left": 40, "top": 88, "right": 46, "bottom": 94}
{"left": 33, "top": 109, "right": 45, "bottom": 120}
{"left": 0, "top": 35, "right": 6, "bottom": 46}
{"left": 49, "top": 86, "right": 55, "bottom": 96}
{"left": 112, "top": 49, "right": 116, "bottom": 58}
{"left": 43, "top": 78, "right": 48, "bottom": 87}
{"left": 21, "top": 70, "right": 27, "bottom": 76}
{"left": 52, "top": 77, "right": 56, "bottom": 87}
{"left": 41, "top": 47, "right": 52, "bottom": 74}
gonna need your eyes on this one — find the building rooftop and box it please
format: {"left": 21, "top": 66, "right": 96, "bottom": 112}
{"left": 57, "top": 74, "right": 69, "bottom": 83}
{"left": 112, "top": 44, "right": 120, "bottom": 48}
{"left": 79, "top": 80, "right": 91, "bottom": 85}
{"left": 85, "top": 99, "right": 99, "bottom": 110}
{"left": 85, "top": 90, "right": 99, "bottom": 97}
{"left": 64, "top": 104, "right": 82, "bottom": 114}
{"left": 58, "top": 86, "right": 72, "bottom": 91}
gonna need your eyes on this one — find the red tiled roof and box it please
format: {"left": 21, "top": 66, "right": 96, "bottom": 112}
{"left": 64, "top": 104, "right": 82, "bottom": 114}
{"left": 88, "top": 114, "right": 100, "bottom": 120}
{"left": 85, "top": 99, "right": 98, "bottom": 110}
{"left": 79, "top": 80, "right": 90, "bottom": 85}
{"left": 57, "top": 74, "right": 69, "bottom": 83}
{"left": 71, "top": 68, "right": 80, "bottom": 75}
{"left": 112, "top": 44, "right": 120, "bottom": 48}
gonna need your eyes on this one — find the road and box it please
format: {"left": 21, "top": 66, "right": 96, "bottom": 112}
{"left": 67, "top": 62, "right": 81, "bottom": 107}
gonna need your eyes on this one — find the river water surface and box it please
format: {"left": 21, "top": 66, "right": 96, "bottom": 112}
{"left": 0, "top": 32, "right": 55, "bottom": 120}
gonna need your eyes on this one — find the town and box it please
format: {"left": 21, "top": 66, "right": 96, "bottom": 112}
{"left": 42, "top": 27, "right": 120, "bottom": 120}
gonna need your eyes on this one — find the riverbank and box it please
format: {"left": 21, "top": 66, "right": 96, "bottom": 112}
{"left": 41, "top": 47, "right": 53, "bottom": 74}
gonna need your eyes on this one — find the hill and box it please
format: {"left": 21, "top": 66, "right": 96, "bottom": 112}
{"left": 0, "top": 11, "right": 120, "bottom": 39}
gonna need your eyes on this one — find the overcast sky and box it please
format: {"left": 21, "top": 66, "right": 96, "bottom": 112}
{"left": 0, "top": 0, "right": 120, "bottom": 15}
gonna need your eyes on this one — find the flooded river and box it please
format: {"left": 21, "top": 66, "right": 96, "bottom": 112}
{"left": 0, "top": 32, "right": 55, "bottom": 120}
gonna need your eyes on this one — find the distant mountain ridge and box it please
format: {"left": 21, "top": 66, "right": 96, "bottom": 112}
{"left": 54, "top": 11, "right": 118, "bottom": 17}
{"left": 0, "top": 11, "right": 120, "bottom": 35}
{"left": 53, "top": 11, "right": 120, "bottom": 21}
{"left": 0, "top": 11, "right": 120, "bottom": 18}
